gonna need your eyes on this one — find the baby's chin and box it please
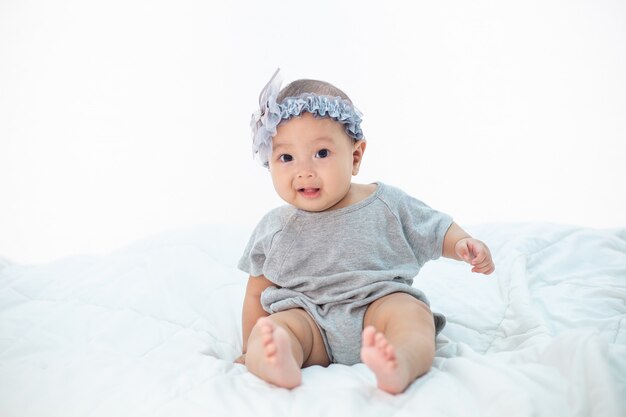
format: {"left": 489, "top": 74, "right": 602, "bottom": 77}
{"left": 297, "top": 199, "right": 348, "bottom": 213}
{"left": 288, "top": 198, "right": 339, "bottom": 213}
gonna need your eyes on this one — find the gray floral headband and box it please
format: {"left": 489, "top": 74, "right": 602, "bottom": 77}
{"left": 250, "top": 68, "right": 364, "bottom": 168}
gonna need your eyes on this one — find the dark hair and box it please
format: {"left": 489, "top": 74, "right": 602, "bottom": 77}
{"left": 277, "top": 79, "right": 354, "bottom": 104}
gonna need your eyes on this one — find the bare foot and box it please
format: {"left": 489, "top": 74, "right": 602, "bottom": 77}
{"left": 252, "top": 317, "right": 302, "bottom": 389}
{"left": 361, "top": 326, "right": 411, "bottom": 394}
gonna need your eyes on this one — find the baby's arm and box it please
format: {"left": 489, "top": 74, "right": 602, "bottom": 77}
{"left": 442, "top": 222, "right": 495, "bottom": 275}
{"left": 235, "top": 274, "right": 274, "bottom": 363}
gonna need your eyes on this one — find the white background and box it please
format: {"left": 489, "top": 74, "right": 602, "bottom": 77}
{"left": 1, "top": 0, "right": 625, "bottom": 264}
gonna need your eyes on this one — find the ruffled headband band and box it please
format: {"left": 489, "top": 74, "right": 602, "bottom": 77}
{"left": 250, "top": 68, "right": 364, "bottom": 168}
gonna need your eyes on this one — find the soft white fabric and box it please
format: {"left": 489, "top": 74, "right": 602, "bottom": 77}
{"left": 0, "top": 223, "right": 624, "bottom": 417}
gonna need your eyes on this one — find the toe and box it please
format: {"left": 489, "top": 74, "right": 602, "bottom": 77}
{"left": 362, "top": 326, "right": 376, "bottom": 347}
{"left": 385, "top": 344, "right": 395, "bottom": 359}
{"left": 375, "top": 333, "right": 387, "bottom": 349}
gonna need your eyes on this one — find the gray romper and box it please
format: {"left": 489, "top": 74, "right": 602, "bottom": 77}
{"left": 238, "top": 182, "right": 453, "bottom": 365}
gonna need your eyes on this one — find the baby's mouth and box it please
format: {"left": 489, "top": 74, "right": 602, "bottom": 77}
{"left": 298, "top": 188, "right": 321, "bottom": 198}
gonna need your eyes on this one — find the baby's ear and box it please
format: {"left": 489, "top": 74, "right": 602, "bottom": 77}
{"left": 352, "top": 140, "right": 366, "bottom": 175}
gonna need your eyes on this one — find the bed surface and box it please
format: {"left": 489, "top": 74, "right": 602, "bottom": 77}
{"left": 0, "top": 223, "right": 625, "bottom": 417}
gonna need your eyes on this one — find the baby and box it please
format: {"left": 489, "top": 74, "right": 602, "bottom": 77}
{"left": 235, "top": 69, "right": 495, "bottom": 394}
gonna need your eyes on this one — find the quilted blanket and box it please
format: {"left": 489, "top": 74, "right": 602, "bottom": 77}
{"left": 0, "top": 223, "right": 624, "bottom": 417}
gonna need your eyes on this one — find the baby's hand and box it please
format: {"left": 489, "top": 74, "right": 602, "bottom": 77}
{"left": 234, "top": 353, "right": 246, "bottom": 364}
{"left": 454, "top": 238, "right": 495, "bottom": 275}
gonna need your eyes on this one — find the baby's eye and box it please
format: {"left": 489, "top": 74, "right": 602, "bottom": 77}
{"left": 315, "top": 149, "right": 330, "bottom": 159}
{"left": 279, "top": 154, "right": 293, "bottom": 163}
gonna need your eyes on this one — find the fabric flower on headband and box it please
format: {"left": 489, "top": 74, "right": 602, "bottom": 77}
{"left": 250, "top": 68, "right": 364, "bottom": 168}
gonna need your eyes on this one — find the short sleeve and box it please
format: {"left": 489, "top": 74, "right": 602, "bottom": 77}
{"left": 394, "top": 189, "right": 453, "bottom": 266}
{"left": 237, "top": 207, "right": 289, "bottom": 277}
{"left": 237, "top": 230, "right": 266, "bottom": 277}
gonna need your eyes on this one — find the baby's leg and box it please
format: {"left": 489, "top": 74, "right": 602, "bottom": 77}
{"left": 361, "top": 293, "right": 436, "bottom": 394}
{"left": 245, "top": 309, "right": 329, "bottom": 389}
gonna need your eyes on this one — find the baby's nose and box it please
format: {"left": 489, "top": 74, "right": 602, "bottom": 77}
{"left": 297, "top": 169, "right": 315, "bottom": 179}
{"left": 295, "top": 159, "right": 316, "bottom": 178}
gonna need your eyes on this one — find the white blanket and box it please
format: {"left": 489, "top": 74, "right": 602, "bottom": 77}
{"left": 1, "top": 223, "right": 624, "bottom": 417}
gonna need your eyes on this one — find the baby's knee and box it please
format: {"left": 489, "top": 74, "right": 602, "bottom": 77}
{"left": 365, "top": 292, "right": 433, "bottom": 328}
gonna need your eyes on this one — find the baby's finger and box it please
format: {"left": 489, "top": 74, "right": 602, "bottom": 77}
{"left": 482, "top": 264, "right": 495, "bottom": 275}
{"left": 473, "top": 261, "right": 492, "bottom": 273}
{"left": 470, "top": 252, "right": 487, "bottom": 265}
{"left": 473, "top": 256, "right": 492, "bottom": 268}
{"left": 472, "top": 263, "right": 495, "bottom": 275}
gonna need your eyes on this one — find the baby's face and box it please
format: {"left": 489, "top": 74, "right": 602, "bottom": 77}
{"left": 268, "top": 112, "right": 365, "bottom": 212}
